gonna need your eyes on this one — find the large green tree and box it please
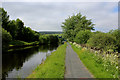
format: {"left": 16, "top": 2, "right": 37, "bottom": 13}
{"left": 61, "top": 13, "right": 94, "bottom": 42}
{"left": 1, "top": 8, "right": 10, "bottom": 30}
{"left": 2, "top": 28, "right": 12, "bottom": 52}
{"left": 15, "top": 18, "right": 24, "bottom": 40}
{"left": 7, "top": 20, "right": 18, "bottom": 39}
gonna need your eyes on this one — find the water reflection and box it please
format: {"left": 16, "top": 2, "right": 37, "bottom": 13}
{"left": 2, "top": 44, "right": 58, "bottom": 78}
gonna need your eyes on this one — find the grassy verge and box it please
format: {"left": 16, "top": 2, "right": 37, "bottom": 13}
{"left": 71, "top": 44, "right": 118, "bottom": 78}
{"left": 9, "top": 40, "right": 39, "bottom": 47}
{"left": 27, "top": 43, "right": 67, "bottom": 78}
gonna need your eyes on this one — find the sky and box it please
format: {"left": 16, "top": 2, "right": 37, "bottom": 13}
{"left": 2, "top": 0, "right": 119, "bottom": 32}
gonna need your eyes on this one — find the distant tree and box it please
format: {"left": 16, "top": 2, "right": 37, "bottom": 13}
{"left": 61, "top": 13, "right": 94, "bottom": 42}
{"left": 49, "top": 35, "right": 59, "bottom": 44}
{"left": 74, "top": 30, "right": 92, "bottom": 44}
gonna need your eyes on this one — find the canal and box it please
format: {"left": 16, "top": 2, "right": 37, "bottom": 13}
{"left": 2, "top": 44, "right": 58, "bottom": 78}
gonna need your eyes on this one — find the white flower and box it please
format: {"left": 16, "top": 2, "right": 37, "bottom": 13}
{"left": 116, "top": 66, "right": 118, "bottom": 69}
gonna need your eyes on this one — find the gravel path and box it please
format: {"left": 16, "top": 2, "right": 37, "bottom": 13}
{"left": 65, "top": 43, "right": 93, "bottom": 78}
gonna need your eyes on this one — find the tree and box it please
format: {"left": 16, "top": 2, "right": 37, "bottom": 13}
{"left": 74, "top": 30, "right": 92, "bottom": 44}
{"left": 22, "top": 27, "right": 38, "bottom": 42}
{"left": 7, "top": 20, "right": 18, "bottom": 39}
{"left": 61, "top": 13, "right": 94, "bottom": 42}
{"left": 15, "top": 18, "right": 24, "bottom": 40}
{"left": 2, "top": 28, "right": 12, "bottom": 52}
{"left": 1, "top": 8, "right": 10, "bottom": 30}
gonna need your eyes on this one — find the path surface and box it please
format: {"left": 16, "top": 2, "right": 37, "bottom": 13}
{"left": 65, "top": 43, "right": 93, "bottom": 78}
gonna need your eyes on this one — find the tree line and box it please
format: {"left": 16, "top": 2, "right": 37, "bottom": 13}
{"left": 62, "top": 13, "right": 120, "bottom": 53}
{"left": 1, "top": 8, "right": 60, "bottom": 52}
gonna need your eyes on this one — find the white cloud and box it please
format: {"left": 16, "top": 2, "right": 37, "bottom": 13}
{"left": 3, "top": 0, "right": 119, "bottom": 2}
{"left": 2, "top": 2, "right": 118, "bottom": 32}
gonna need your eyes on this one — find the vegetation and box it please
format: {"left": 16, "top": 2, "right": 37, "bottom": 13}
{"left": 27, "top": 43, "right": 67, "bottom": 78}
{"left": 109, "top": 29, "right": 120, "bottom": 52}
{"left": 62, "top": 12, "right": 119, "bottom": 78}
{"left": 39, "top": 31, "right": 62, "bottom": 34}
{"left": 71, "top": 42, "right": 118, "bottom": 78}
{"left": 1, "top": 8, "right": 62, "bottom": 52}
{"left": 9, "top": 40, "right": 39, "bottom": 47}
{"left": 62, "top": 12, "right": 119, "bottom": 52}
{"left": 87, "top": 32, "right": 117, "bottom": 51}
{"left": 61, "top": 13, "right": 94, "bottom": 42}
{"left": 74, "top": 30, "right": 92, "bottom": 44}
{"left": 2, "top": 28, "right": 12, "bottom": 52}
{"left": 39, "top": 34, "right": 59, "bottom": 44}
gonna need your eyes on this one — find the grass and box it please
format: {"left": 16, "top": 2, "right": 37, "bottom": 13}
{"left": 9, "top": 40, "right": 39, "bottom": 47}
{"left": 71, "top": 44, "right": 117, "bottom": 78}
{"left": 27, "top": 43, "right": 67, "bottom": 78}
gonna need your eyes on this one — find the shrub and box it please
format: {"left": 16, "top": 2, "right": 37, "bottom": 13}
{"left": 109, "top": 29, "right": 120, "bottom": 52}
{"left": 74, "top": 30, "right": 92, "bottom": 44}
{"left": 87, "top": 33, "right": 116, "bottom": 51}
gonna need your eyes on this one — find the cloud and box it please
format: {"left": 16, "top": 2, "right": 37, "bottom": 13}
{"left": 3, "top": 0, "right": 119, "bottom": 2}
{"left": 2, "top": 2, "right": 118, "bottom": 32}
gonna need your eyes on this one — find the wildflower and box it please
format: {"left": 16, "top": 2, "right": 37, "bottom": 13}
{"left": 116, "top": 66, "right": 118, "bottom": 69}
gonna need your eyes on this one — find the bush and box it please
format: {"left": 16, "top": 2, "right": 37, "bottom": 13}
{"left": 87, "top": 33, "right": 116, "bottom": 51}
{"left": 74, "top": 30, "right": 92, "bottom": 44}
{"left": 109, "top": 29, "right": 120, "bottom": 52}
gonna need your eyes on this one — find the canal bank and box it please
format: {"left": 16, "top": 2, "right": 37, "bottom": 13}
{"left": 27, "top": 43, "right": 67, "bottom": 78}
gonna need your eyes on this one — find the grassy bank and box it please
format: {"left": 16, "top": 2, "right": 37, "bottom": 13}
{"left": 71, "top": 43, "right": 118, "bottom": 78}
{"left": 27, "top": 43, "right": 67, "bottom": 78}
{"left": 9, "top": 40, "right": 39, "bottom": 47}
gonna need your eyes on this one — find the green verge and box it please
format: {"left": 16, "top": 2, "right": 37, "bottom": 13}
{"left": 27, "top": 43, "right": 67, "bottom": 78}
{"left": 9, "top": 40, "right": 39, "bottom": 47}
{"left": 71, "top": 44, "right": 116, "bottom": 78}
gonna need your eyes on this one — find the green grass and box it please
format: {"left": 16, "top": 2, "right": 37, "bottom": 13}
{"left": 9, "top": 40, "right": 39, "bottom": 46}
{"left": 71, "top": 44, "right": 116, "bottom": 78}
{"left": 27, "top": 43, "right": 67, "bottom": 78}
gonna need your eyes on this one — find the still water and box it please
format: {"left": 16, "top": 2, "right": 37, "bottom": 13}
{"left": 2, "top": 44, "right": 58, "bottom": 78}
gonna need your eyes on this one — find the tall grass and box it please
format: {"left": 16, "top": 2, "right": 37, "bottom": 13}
{"left": 71, "top": 42, "right": 118, "bottom": 78}
{"left": 27, "top": 43, "right": 67, "bottom": 78}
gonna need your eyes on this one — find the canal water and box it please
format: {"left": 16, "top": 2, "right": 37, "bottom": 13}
{"left": 2, "top": 44, "right": 58, "bottom": 78}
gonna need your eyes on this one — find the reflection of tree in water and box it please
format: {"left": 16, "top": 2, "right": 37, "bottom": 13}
{"left": 38, "top": 44, "right": 58, "bottom": 52}
{"left": 2, "top": 44, "right": 58, "bottom": 78}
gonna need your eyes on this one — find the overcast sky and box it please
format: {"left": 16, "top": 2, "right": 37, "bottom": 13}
{"left": 2, "top": 1, "right": 118, "bottom": 32}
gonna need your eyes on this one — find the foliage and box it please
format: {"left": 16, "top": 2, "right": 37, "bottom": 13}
{"left": 87, "top": 32, "right": 117, "bottom": 51}
{"left": 9, "top": 40, "right": 39, "bottom": 47}
{"left": 7, "top": 20, "right": 18, "bottom": 39}
{"left": 39, "top": 34, "right": 59, "bottom": 44}
{"left": 1, "top": 8, "right": 60, "bottom": 52}
{"left": 61, "top": 13, "right": 94, "bottom": 42}
{"left": 74, "top": 30, "right": 92, "bottom": 44}
{"left": 1, "top": 8, "right": 10, "bottom": 30}
{"left": 22, "top": 27, "right": 39, "bottom": 42}
{"left": 1, "top": 8, "right": 40, "bottom": 42}
{"left": 71, "top": 43, "right": 118, "bottom": 78}
{"left": 109, "top": 29, "right": 120, "bottom": 52}
{"left": 2, "top": 28, "right": 12, "bottom": 52}
{"left": 28, "top": 43, "right": 67, "bottom": 78}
